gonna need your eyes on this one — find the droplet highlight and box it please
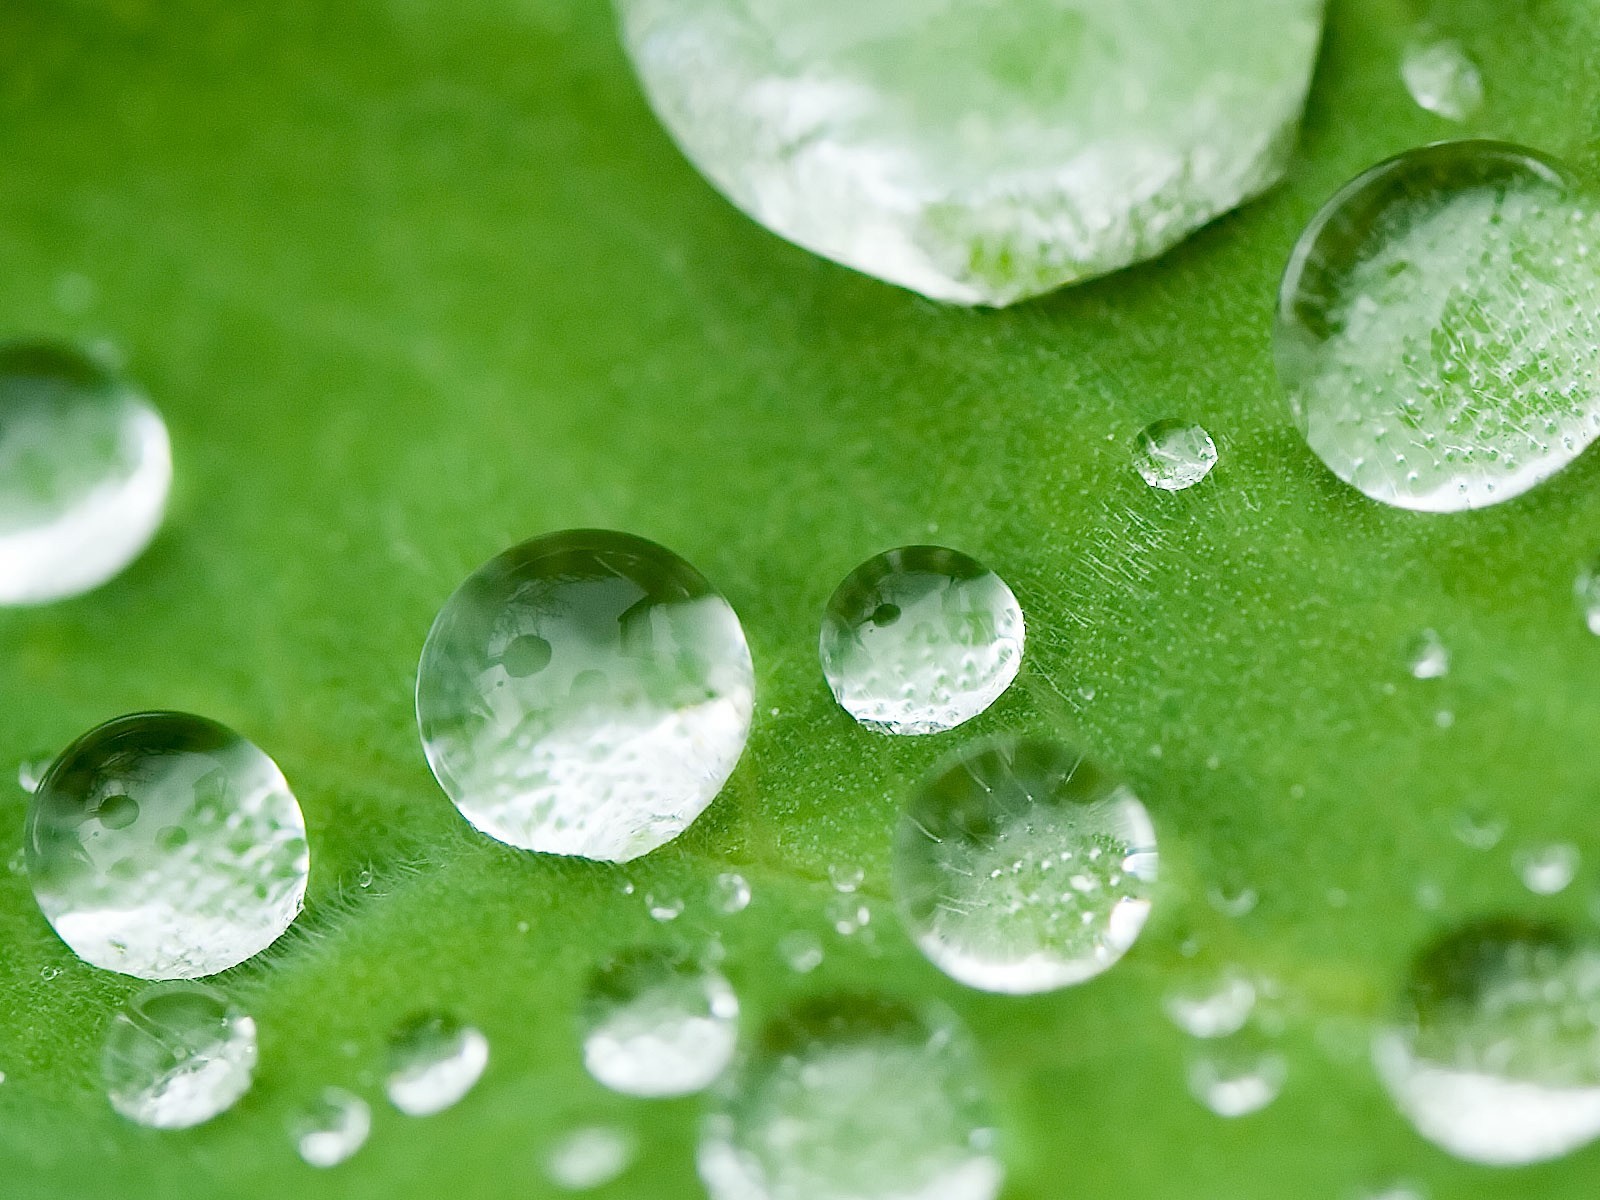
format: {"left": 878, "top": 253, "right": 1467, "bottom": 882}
{"left": 581, "top": 949, "right": 739, "bottom": 1098}
{"left": 102, "top": 982, "right": 257, "bottom": 1129}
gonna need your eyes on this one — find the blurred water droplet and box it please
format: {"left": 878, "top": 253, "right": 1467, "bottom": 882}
{"left": 1517, "top": 842, "right": 1579, "bottom": 896}
{"left": 712, "top": 872, "right": 751, "bottom": 915}
{"left": 581, "top": 949, "right": 739, "bottom": 1097}
{"left": 385, "top": 1013, "right": 488, "bottom": 1116}
{"left": 417, "top": 530, "right": 755, "bottom": 861}
{"left": 1453, "top": 804, "right": 1506, "bottom": 850}
{"left": 52, "top": 272, "right": 97, "bottom": 315}
{"left": 646, "top": 893, "right": 685, "bottom": 923}
{"left": 103, "top": 982, "right": 257, "bottom": 1129}
{"left": 1207, "top": 881, "right": 1259, "bottom": 918}
{"left": 820, "top": 547, "right": 1023, "bottom": 736}
{"left": 1132, "top": 420, "right": 1218, "bottom": 491}
{"left": 1402, "top": 37, "right": 1483, "bottom": 122}
{"left": 1187, "top": 1031, "right": 1286, "bottom": 1117}
{"left": 1575, "top": 561, "right": 1600, "bottom": 635}
{"left": 827, "top": 894, "right": 872, "bottom": 937}
{"left": 356, "top": 868, "right": 373, "bottom": 889}
{"left": 547, "top": 1124, "right": 637, "bottom": 1192}
{"left": 828, "top": 863, "right": 865, "bottom": 894}
{"left": 16, "top": 757, "right": 49, "bottom": 795}
{"left": 1165, "top": 969, "right": 1257, "bottom": 1039}
{"left": 1407, "top": 630, "right": 1450, "bottom": 680}
{"left": 779, "top": 931, "right": 824, "bottom": 975}
{"left": 291, "top": 1087, "right": 371, "bottom": 1168}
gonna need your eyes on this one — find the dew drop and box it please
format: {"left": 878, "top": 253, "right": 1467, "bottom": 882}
{"left": 646, "top": 893, "right": 685, "bottom": 923}
{"left": 1276, "top": 142, "right": 1600, "bottom": 511}
{"left": 712, "top": 871, "right": 752, "bottom": 915}
{"left": 291, "top": 1087, "right": 371, "bottom": 1168}
{"left": 1132, "top": 420, "right": 1218, "bottom": 491}
{"left": 1516, "top": 842, "right": 1579, "bottom": 896}
{"left": 102, "top": 982, "right": 257, "bottom": 1129}
{"left": 1187, "top": 1031, "right": 1286, "bottom": 1117}
{"left": 1401, "top": 37, "right": 1483, "bottom": 122}
{"left": 779, "top": 930, "right": 824, "bottom": 975}
{"left": 416, "top": 530, "right": 755, "bottom": 862}
{"left": 0, "top": 340, "right": 172, "bottom": 605}
{"left": 25, "top": 712, "right": 309, "bottom": 979}
{"left": 1407, "top": 630, "right": 1450, "bottom": 680}
{"left": 894, "top": 737, "right": 1157, "bottom": 994}
{"left": 820, "top": 546, "right": 1023, "bottom": 736}
{"left": 546, "top": 1124, "right": 637, "bottom": 1192}
{"left": 384, "top": 1013, "right": 488, "bottom": 1116}
{"left": 828, "top": 863, "right": 865, "bottom": 894}
{"left": 581, "top": 948, "right": 739, "bottom": 1097}
{"left": 1164, "top": 969, "right": 1257, "bottom": 1039}
{"left": 1374, "top": 920, "right": 1600, "bottom": 1164}
{"left": 698, "top": 995, "right": 1002, "bottom": 1200}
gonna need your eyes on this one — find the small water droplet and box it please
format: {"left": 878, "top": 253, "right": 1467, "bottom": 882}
{"left": 1132, "top": 420, "right": 1218, "bottom": 491}
{"left": 1407, "top": 629, "right": 1450, "bottom": 680}
{"left": 711, "top": 871, "right": 751, "bottom": 915}
{"left": 820, "top": 546, "right": 1023, "bottom": 736}
{"left": 1517, "top": 842, "right": 1579, "bottom": 895}
{"left": 25, "top": 712, "right": 309, "bottom": 979}
{"left": 1433, "top": 709, "right": 1456, "bottom": 730}
{"left": 291, "top": 1087, "right": 371, "bottom": 1168}
{"left": 826, "top": 894, "right": 872, "bottom": 937}
{"left": 546, "top": 1124, "right": 637, "bottom": 1192}
{"left": 1164, "top": 969, "right": 1257, "bottom": 1039}
{"left": 16, "top": 757, "right": 50, "bottom": 795}
{"left": 894, "top": 737, "right": 1156, "bottom": 994}
{"left": 102, "top": 982, "right": 257, "bottom": 1129}
{"left": 828, "top": 863, "right": 865, "bottom": 894}
{"left": 581, "top": 948, "right": 739, "bottom": 1097}
{"left": 1207, "top": 882, "right": 1259, "bottom": 919}
{"left": 416, "top": 530, "right": 755, "bottom": 861}
{"left": 39, "top": 965, "right": 60, "bottom": 981}
{"left": 384, "top": 1013, "right": 488, "bottom": 1116}
{"left": 1354, "top": 1182, "right": 1428, "bottom": 1200}
{"left": 356, "top": 868, "right": 373, "bottom": 889}
{"left": 697, "top": 995, "right": 1003, "bottom": 1200}
{"left": 1576, "top": 560, "right": 1600, "bottom": 635}
{"left": 646, "top": 893, "right": 685, "bottom": 922}
{"left": 1453, "top": 804, "right": 1506, "bottom": 850}
{"left": 1187, "top": 1032, "right": 1286, "bottom": 1117}
{"left": 1401, "top": 36, "right": 1483, "bottom": 122}
{"left": 0, "top": 340, "right": 172, "bottom": 604}
{"left": 779, "top": 930, "right": 824, "bottom": 975}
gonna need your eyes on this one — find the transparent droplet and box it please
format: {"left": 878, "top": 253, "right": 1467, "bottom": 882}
{"left": 385, "top": 1013, "right": 489, "bottom": 1116}
{"left": 617, "top": 0, "right": 1323, "bottom": 307}
{"left": 646, "top": 893, "right": 685, "bottom": 923}
{"left": 820, "top": 547, "right": 1023, "bottom": 737}
{"left": 547, "top": 1124, "right": 637, "bottom": 1192}
{"left": 1132, "top": 420, "right": 1218, "bottom": 491}
{"left": 1407, "top": 630, "right": 1450, "bottom": 680}
{"left": 581, "top": 948, "right": 739, "bottom": 1097}
{"left": 1164, "top": 969, "right": 1257, "bottom": 1039}
{"left": 1276, "top": 142, "right": 1600, "bottom": 511}
{"left": 1207, "top": 881, "right": 1259, "bottom": 918}
{"left": 1187, "top": 1031, "right": 1286, "bottom": 1117}
{"left": 894, "top": 737, "right": 1157, "bottom": 994}
{"left": 102, "top": 982, "right": 257, "bottom": 1129}
{"left": 356, "top": 868, "right": 373, "bottom": 890}
{"left": 25, "top": 712, "right": 309, "bottom": 979}
{"left": 291, "top": 1087, "right": 371, "bottom": 1168}
{"left": 698, "top": 995, "right": 1003, "bottom": 1200}
{"left": 712, "top": 871, "right": 752, "bottom": 915}
{"left": 1516, "top": 842, "right": 1579, "bottom": 896}
{"left": 1575, "top": 560, "right": 1600, "bottom": 636}
{"left": 416, "top": 530, "right": 755, "bottom": 862}
{"left": 1374, "top": 920, "right": 1600, "bottom": 1164}
{"left": 828, "top": 863, "right": 865, "bottom": 894}
{"left": 1402, "top": 37, "right": 1483, "bottom": 122}
{"left": 779, "top": 930, "right": 824, "bottom": 975}
{"left": 0, "top": 340, "right": 171, "bottom": 605}
{"left": 16, "top": 757, "right": 50, "bottom": 795}
{"left": 827, "top": 894, "right": 872, "bottom": 937}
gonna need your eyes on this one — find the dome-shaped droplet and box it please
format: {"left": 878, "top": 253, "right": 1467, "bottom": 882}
{"left": 894, "top": 737, "right": 1157, "bottom": 994}
{"left": 698, "top": 994, "right": 1002, "bottom": 1200}
{"left": 417, "top": 530, "right": 755, "bottom": 862}
{"left": 25, "top": 712, "right": 309, "bottom": 979}
{"left": 1133, "top": 420, "right": 1218, "bottom": 491}
{"left": 1401, "top": 37, "right": 1483, "bottom": 122}
{"left": 1276, "top": 141, "right": 1600, "bottom": 512}
{"left": 291, "top": 1087, "right": 371, "bottom": 1168}
{"left": 0, "top": 340, "right": 171, "bottom": 605}
{"left": 102, "top": 982, "right": 257, "bottom": 1129}
{"left": 820, "top": 547, "right": 1023, "bottom": 736}
{"left": 1374, "top": 920, "right": 1600, "bottom": 1165}
{"left": 580, "top": 948, "right": 739, "bottom": 1097}
{"left": 616, "top": 0, "right": 1323, "bottom": 306}
{"left": 1187, "top": 1029, "right": 1286, "bottom": 1118}
{"left": 385, "top": 1012, "right": 488, "bottom": 1116}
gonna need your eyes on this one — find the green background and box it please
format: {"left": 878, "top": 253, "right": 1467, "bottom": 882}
{"left": 2, "top": 0, "right": 1599, "bottom": 1196}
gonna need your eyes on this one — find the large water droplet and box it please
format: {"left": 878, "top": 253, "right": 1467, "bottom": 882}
{"left": 1133, "top": 420, "right": 1218, "bottom": 491}
{"left": 1276, "top": 141, "right": 1600, "bottom": 511}
{"left": 617, "top": 0, "right": 1322, "bottom": 306}
{"left": 0, "top": 340, "right": 171, "bottom": 605}
{"left": 385, "top": 1013, "right": 489, "bottom": 1116}
{"left": 581, "top": 949, "right": 739, "bottom": 1097}
{"left": 1401, "top": 37, "right": 1483, "bottom": 122}
{"left": 291, "top": 1087, "right": 371, "bottom": 1168}
{"left": 893, "top": 737, "right": 1157, "bottom": 994}
{"left": 417, "top": 530, "right": 755, "bottom": 862}
{"left": 821, "top": 547, "right": 1023, "bottom": 736}
{"left": 25, "top": 712, "right": 309, "bottom": 979}
{"left": 698, "top": 994, "right": 1002, "bottom": 1200}
{"left": 1374, "top": 920, "right": 1600, "bottom": 1165}
{"left": 102, "top": 982, "right": 257, "bottom": 1129}
{"left": 547, "top": 1124, "right": 637, "bottom": 1192}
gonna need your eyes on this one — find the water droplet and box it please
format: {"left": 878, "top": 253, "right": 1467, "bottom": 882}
{"left": 1575, "top": 560, "right": 1600, "bottom": 635}
{"left": 291, "top": 1087, "right": 371, "bottom": 1168}
{"left": 0, "top": 340, "right": 171, "bottom": 605}
{"left": 1187, "top": 1032, "right": 1286, "bottom": 1117}
{"left": 779, "top": 930, "right": 824, "bottom": 975}
{"left": 1132, "top": 420, "right": 1218, "bottom": 491}
{"left": 1377, "top": 921, "right": 1600, "bottom": 1165}
{"left": 828, "top": 863, "right": 865, "bottom": 894}
{"left": 820, "top": 547, "right": 1023, "bottom": 736}
{"left": 52, "top": 271, "right": 97, "bottom": 315}
{"left": 416, "top": 530, "right": 755, "bottom": 862}
{"left": 1355, "top": 1182, "right": 1428, "bottom": 1200}
{"left": 1407, "top": 630, "right": 1450, "bottom": 680}
{"left": 712, "top": 871, "right": 751, "bottom": 915}
{"left": 1452, "top": 803, "right": 1505, "bottom": 851}
{"left": 385, "top": 1013, "right": 489, "bottom": 1116}
{"left": 1517, "top": 842, "right": 1579, "bottom": 895}
{"left": 1164, "top": 969, "right": 1257, "bottom": 1039}
{"left": 616, "top": 0, "right": 1322, "bottom": 306}
{"left": 1276, "top": 142, "right": 1600, "bottom": 511}
{"left": 16, "top": 757, "right": 50, "bottom": 795}
{"left": 547, "top": 1124, "right": 637, "bottom": 1192}
{"left": 25, "top": 712, "right": 309, "bottom": 979}
{"left": 826, "top": 894, "right": 872, "bottom": 937}
{"left": 698, "top": 995, "right": 1003, "bottom": 1200}
{"left": 1206, "top": 881, "right": 1259, "bottom": 918}
{"left": 1402, "top": 37, "right": 1483, "bottom": 122}
{"left": 646, "top": 893, "right": 685, "bottom": 922}
{"left": 581, "top": 948, "right": 739, "bottom": 1097}
{"left": 102, "top": 982, "right": 257, "bottom": 1129}
{"left": 894, "top": 737, "right": 1157, "bottom": 994}
{"left": 356, "top": 868, "right": 373, "bottom": 889}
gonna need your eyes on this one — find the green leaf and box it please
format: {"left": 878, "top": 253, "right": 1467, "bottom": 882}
{"left": 2, "top": 0, "right": 1599, "bottom": 1196}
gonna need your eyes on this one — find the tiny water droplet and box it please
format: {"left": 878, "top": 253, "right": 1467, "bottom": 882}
{"left": 580, "top": 948, "right": 739, "bottom": 1097}
{"left": 291, "top": 1087, "right": 371, "bottom": 1168}
{"left": 1132, "top": 420, "right": 1218, "bottom": 491}
{"left": 779, "top": 930, "right": 824, "bottom": 975}
{"left": 39, "top": 965, "right": 60, "bottom": 981}
{"left": 711, "top": 871, "right": 751, "bottom": 915}
{"left": 1164, "top": 969, "right": 1257, "bottom": 1039}
{"left": 826, "top": 894, "right": 872, "bottom": 937}
{"left": 828, "top": 864, "right": 865, "bottom": 894}
{"left": 16, "top": 757, "right": 50, "bottom": 795}
{"left": 646, "top": 893, "right": 685, "bottom": 922}
{"left": 102, "top": 982, "right": 257, "bottom": 1129}
{"left": 1187, "top": 1032, "right": 1286, "bottom": 1117}
{"left": 820, "top": 547, "right": 1023, "bottom": 736}
{"left": 1207, "top": 881, "right": 1259, "bottom": 919}
{"left": 1575, "top": 560, "right": 1600, "bottom": 635}
{"left": 416, "top": 530, "right": 755, "bottom": 862}
{"left": 356, "top": 868, "right": 373, "bottom": 889}
{"left": 1407, "top": 630, "right": 1450, "bottom": 680}
{"left": 1401, "top": 37, "right": 1483, "bottom": 122}
{"left": 384, "top": 1013, "right": 488, "bottom": 1116}
{"left": 546, "top": 1125, "right": 637, "bottom": 1192}
{"left": 1517, "top": 842, "right": 1579, "bottom": 895}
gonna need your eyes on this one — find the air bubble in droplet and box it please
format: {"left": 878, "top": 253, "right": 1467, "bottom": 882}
{"left": 581, "top": 949, "right": 739, "bottom": 1097}
{"left": 1133, "top": 420, "right": 1218, "bottom": 491}
{"left": 291, "top": 1087, "right": 371, "bottom": 1168}
{"left": 102, "top": 981, "right": 257, "bottom": 1129}
{"left": 385, "top": 1013, "right": 488, "bottom": 1116}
